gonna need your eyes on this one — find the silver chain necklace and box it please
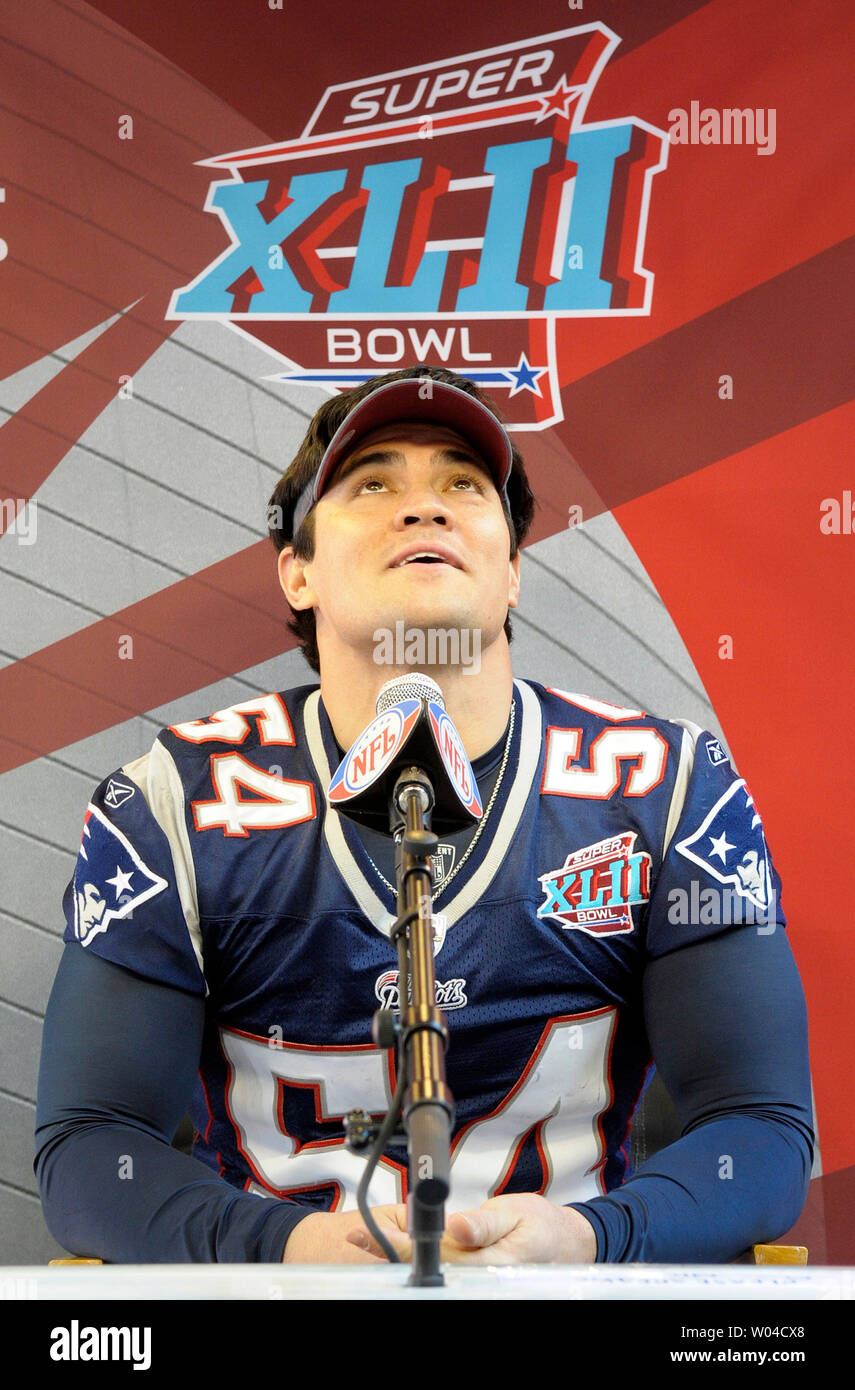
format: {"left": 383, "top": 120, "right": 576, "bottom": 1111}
{"left": 361, "top": 697, "right": 516, "bottom": 901}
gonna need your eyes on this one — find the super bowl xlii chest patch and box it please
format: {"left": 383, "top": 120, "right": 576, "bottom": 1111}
{"left": 537, "top": 832, "right": 651, "bottom": 936}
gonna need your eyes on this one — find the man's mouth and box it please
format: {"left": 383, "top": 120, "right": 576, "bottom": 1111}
{"left": 390, "top": 544, "right": 463, "bottom": 569}
{"left": 396, "top": 552, "right": 448, "bottom": 567}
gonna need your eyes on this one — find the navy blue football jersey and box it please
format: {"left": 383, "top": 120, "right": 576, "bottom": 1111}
{"left": 61, "top": 680, "right": 786, "bottom": 1216}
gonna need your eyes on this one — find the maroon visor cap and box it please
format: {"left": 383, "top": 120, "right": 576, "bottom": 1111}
{"left": 289, "top": 378, "right": 514, "bottom": 537}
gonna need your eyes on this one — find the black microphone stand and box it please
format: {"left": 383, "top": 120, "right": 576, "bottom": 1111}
{"left": 339, "top": 679, "right": 474, "bottom": 1286}
{"left": 388, "top": 765, "right": 453, "bottom": 1287}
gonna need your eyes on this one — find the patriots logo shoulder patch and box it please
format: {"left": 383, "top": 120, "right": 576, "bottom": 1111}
{"left": 72, "top": 805, "right": 169, "bottom": 947}
{"left": 675, "top": 779, "right": 772, "bottom": 911}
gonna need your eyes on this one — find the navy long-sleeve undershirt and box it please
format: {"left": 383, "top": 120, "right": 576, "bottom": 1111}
{"left": 34, "top": 924, "right": 813, "bottom": 1263}
{"left": 570, "top": 925, "right": 814, "bottom": 1260}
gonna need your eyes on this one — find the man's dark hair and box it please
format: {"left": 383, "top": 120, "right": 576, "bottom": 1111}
{"left": 267, "top": 365, "right": 536, "bottom": 674}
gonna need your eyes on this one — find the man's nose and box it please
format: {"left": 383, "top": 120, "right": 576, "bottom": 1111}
{"left": 394, "top": 483, "right": 452, "bottom": 527}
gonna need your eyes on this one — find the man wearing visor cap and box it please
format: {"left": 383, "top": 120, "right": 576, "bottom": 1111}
{"left": 36, "top": 366, "right": 813, "bottom": 1269}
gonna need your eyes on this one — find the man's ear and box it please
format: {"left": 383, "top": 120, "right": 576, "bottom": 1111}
{"left": 507, "top": 550, "right": 521, "bottom": 610}
{"left": 278, "top": 547, "right": 317, "bottom": 611}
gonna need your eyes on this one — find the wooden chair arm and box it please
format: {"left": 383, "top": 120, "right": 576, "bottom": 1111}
{"left": 741, "top": 1244, "right": 808, "bottom": 1265}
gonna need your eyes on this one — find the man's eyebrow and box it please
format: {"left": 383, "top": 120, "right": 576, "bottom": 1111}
{"left": 334, "top": 448, "right": 405, "bottom": 481}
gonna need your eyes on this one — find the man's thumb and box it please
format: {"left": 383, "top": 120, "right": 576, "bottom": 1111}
{"left": 447, "top": 1203, "right": 515, "bottom": 1249}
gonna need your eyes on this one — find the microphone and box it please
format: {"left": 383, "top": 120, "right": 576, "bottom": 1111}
{"left": 327, "top": 673, "right": 482, "bottom": 835}
{"left": 376, "top": 672, "right": 445, "bottom": 713}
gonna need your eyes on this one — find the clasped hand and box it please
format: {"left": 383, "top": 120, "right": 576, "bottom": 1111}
{"left": 282, "top": 1192, "right": 597, "bottom": 1264}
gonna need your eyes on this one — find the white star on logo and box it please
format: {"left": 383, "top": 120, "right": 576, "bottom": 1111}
{"left": 535, "top": 74, "right": 579, "bottom": 123}
{"left": 708, "top": 832, "right": 735, "bottom": 863}
{"left": 105, "top": 866, "right": 134, "bottom": 899}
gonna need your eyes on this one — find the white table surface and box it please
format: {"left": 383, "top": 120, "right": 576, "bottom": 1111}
{"left": 2, "top": 1264, "right": 853, "bottom": 1300}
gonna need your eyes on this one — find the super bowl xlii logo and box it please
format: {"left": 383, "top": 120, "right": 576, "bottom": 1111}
{"left": 170, "top": 24, "right": 669, "bottom": 430}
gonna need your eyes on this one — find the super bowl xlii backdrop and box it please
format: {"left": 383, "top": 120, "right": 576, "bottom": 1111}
{"left": 0, "top": 0, "right": 851, "bottom": 1260}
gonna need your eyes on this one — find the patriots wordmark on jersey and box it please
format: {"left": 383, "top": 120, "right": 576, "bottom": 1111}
{"left": 62, "top": 680, "right": 785, "bottom": 1215}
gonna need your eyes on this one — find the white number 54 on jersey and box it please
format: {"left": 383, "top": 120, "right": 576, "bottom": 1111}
{"left": 221, "top": 1010, "right": 617, "bottom": 1212}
